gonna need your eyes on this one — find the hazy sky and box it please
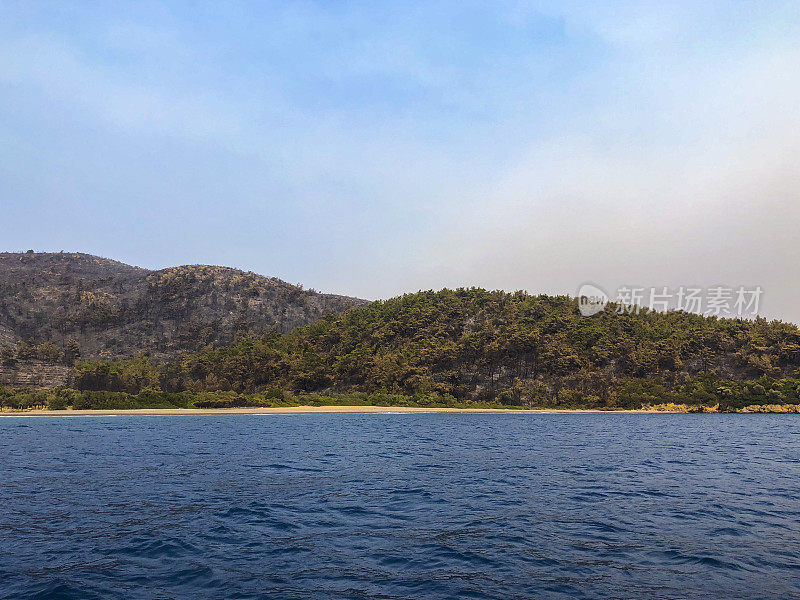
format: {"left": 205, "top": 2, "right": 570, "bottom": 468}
{"left": 2, "top": 2, "right": 799, "bottom": 320}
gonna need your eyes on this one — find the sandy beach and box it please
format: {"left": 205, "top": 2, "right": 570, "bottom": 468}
{"left": 0, "top": 405, "right": 683, "bottom": 416}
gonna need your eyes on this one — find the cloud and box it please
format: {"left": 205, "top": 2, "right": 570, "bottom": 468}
{"left": 398, "top": 10, "right": 800, "bottom": 320}
{"left": 0, "top": 33, "right": 247, "bottom": 144}
{"left": 0, "top": 2, "right": 799, "bottom": 320}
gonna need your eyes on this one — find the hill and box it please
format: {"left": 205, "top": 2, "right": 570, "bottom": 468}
{"left": 73, "top": 288, "right": 800, "bottom": 410}
{"left": 0, "top": 252, "right": 365, "bottom": 371}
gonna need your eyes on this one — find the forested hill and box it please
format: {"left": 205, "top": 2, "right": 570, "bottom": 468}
{"left": 75, "top": 288, "right": 800, "bottom": 410}
{"left": 0, "top": 251, "right": 366, "bottom": 363}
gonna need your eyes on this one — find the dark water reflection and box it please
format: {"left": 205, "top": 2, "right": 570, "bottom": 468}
{"left": 1, "top": 414, "right": 799, "bottom": 599}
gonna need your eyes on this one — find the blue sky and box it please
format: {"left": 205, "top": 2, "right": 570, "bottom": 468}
{"left": 2, "top": 2, "right": 800, "bottom": 320}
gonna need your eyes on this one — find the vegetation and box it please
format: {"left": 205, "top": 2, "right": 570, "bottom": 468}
{"left": 0, "top": 387, "right": 514, "bottom": 411}
{"left": 3, "top": 380, "right": 800, "bottom": 413}
{"left": 66, "top": 288, "right": 800, "bottom": 411}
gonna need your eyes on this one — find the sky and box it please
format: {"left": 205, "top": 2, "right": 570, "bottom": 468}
{"left": 1, "top": 1, "right": 799, "bottom": 321}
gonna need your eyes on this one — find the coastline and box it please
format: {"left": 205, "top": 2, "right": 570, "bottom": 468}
{"left": 0, "top": 405, "right": 708, "bottom": 416}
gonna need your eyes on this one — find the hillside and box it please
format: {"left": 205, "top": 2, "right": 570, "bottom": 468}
{"left": 0, "top": 252, "right": 365, "bottom": 369}
{"left": 73, "top": 288, "right": 800, "bottom": 410}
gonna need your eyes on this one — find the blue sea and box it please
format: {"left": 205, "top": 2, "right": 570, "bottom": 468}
{"left": 1, "top": 414, "right": 799, "bottom": 599}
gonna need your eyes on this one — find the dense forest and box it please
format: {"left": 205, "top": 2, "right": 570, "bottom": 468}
{"left": 59, "top": 288, "right": 800, "bottom": 411}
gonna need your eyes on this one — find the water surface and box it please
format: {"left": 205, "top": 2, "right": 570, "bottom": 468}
{"left": 1, "top": 414, "right": 799, "bottom": 599}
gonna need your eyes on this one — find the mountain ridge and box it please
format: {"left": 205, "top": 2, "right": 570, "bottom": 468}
{"left": 0, "top": 251, "right": 366, "bottom": 367}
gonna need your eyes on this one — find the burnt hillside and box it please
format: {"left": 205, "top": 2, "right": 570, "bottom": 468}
{"left": 0, "top": 251, "right": 366, "bottom": 363}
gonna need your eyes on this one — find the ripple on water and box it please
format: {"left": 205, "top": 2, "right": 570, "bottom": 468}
{"left": 1, "top": 414, "right": 799, "bottom": 600}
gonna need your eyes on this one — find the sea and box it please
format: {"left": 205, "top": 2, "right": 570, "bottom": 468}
{"left": 1, "top": 413, "right": 799, "bottom": 599}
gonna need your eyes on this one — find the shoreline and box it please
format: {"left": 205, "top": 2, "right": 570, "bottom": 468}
{"left": 0, "top": 405, "right": 709, "bottom": 416}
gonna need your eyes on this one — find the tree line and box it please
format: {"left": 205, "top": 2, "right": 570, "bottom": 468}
{"left": 61, "top": 289, "right": 800, "bottom": 410}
